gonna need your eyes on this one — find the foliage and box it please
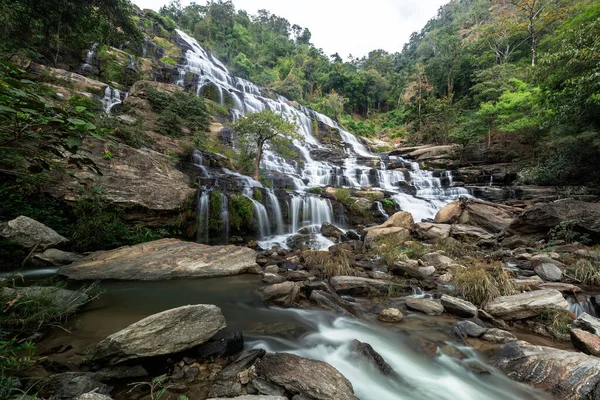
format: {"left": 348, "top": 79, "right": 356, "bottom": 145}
{"left": 549, "top": 220, "right": 592, "bottom": 244}
{"left": 452, "top": 264, "right": 517, "bottom": 306}
{"left": 334, "top": 188, "right": 351, "bottom": 205}
{"left": 228, "top": 194, "right": 255, "bottom": 234}
{"left": 0, "top": 333, "right": 39, "bottom": 399}
{"left": 536, "top": 309, "right": 574, "bottom": 336}
{"left": 373, "top": 236, "right": 429, "bottom": 266}
{"left": 232, "top": 110, "right": 300, "bottom": 180}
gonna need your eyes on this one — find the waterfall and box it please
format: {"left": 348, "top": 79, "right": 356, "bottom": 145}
{"left": 220, "top": 193, "right": 229, "bottom": 244}
{"left": 175, "top": 29, "right": 474, "bottom": 247}
{"left": 196, "top": 190, "right": 209, "bottom": 243}
{"left": 81, "top": 43, "right": 97, "bottom": 73}
{"left": 102, "top": 86, "right": 123, "bottom": 114}
{"left": 192, "top": 150, "right": 211, "bottom": 178}
{"left": 375, "top": 201, "right": 390, "bottom": 219}
{"left": 567, "top": 296, "right": 599, "bottom": 317}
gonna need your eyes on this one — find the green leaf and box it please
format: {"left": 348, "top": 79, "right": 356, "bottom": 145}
{"left": 0, "top": 105, "right": 16, "bottom": 113}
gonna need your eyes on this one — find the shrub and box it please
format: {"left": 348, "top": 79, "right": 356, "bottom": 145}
{"left": 452, "top": 264, "right": 517, "bottom": 306}
{"left": 229, "top": 194, "right": 255, "bottom": 233}
{"left": 335, "top": 188, "right": 351, "bottom": 205}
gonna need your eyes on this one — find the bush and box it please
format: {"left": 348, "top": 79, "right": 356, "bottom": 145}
{"left": 335, "top": 188, "right": 351, "bottom": 205}
{"left": 229, "top": 194, "right": 255, "bottom": 234}
{"left": 452, "top": 264, "right": 517, "bottom": 306}
{"left": 0, "top": 334, "right": 38, "bottom": 399}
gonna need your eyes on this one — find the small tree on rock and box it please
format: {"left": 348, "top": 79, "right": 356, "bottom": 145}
{"left": 232, "top": 110, "right": 300, "bottom": 181}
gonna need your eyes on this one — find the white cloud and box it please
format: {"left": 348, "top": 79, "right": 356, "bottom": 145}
{"left": 132, "top": 0, "right": 447, "bottom": 58}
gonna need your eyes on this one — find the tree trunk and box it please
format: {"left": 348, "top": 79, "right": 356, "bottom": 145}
{"left": 253, "top": 140, "right": 263, "bottom": 182}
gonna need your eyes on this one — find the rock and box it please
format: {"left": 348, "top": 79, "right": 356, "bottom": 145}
{"left": 42, "top": 373, "right": 112, "bottom": 400}
{"left": 511, "top": 276, "right": 544, "bottom": 290}
{"left": 209, "top": 381, "right": 243, "bottom": 398}
{"left": 535, "top": 282, "right": 581, "bottom": 292}
{"left": 450, "top": 224, "right": 494, "bottom": 241}
{"left": 573, "top": 313, "right": 600, "bottom": 335}
{"left": 571, "top": 328, "right": 600, "bottom": 357}
{"left": 373, "top": 211, "right": 415, "bottom": 230}
{"left": 1, "top": 216, "right": 68, "bottom": 250}
{"left": 413, "top": 222, "right": 451, "bottom": 240}
{"left": 417, "top": 266, "right": 436, "bottom": 277}
{"left": 451, "top": 321, "right": 488, "bottom": 339}
{"left": 251, "top": 378, "right": 286, "bottom": 396}
{"left": 405, "top": 298, "right": 444, "bottom": 316}
{"left": 75, "top": 394, "right": 113, "bottom": 400}
{"left": 480, "top": 328, "right": 517, "bottom": 343}
{"left": 94, "top": 304, "right": 226, "bottom": 364}
{"left": 492, "top": 340, "right": 600, "bottom": 399}
{"left": 534, "top": 263, "right": 563, "bottom": 282}
{"left": 435, "top": 199, "right": 519, "bottom": 234}
{"left": 504, "top": 199, "right": 600, "bottom": 241}
{"left": 390, "top": 261, "right": 423, "bottom": 279}
{"left": 262, "top": 273, "right": 286, "bottom": 284}
{"left": 46, "top": 138, "right": 196, "bottom": 219}
{"left": 350, "top": 340, "right": 395, "bottom": 376}
{"left": 206, "top": 397, "right": 287, "bottom": 400}
{"left": 31, "top": 248, "right": 82, "bottom": 266}
{"left": 363, "top": 227, "right": 410, "bottom": 250}
{"left": 256, "top": 353, "right": 358, "bottom": 400}
{"left": 329, "top": 276, "right": 397, "bottom": 297}
{"left": 378, "top": 308, "right": 403, "bottom": 322}
{"left": 441, "top": 295, "right": 478, "bottom": 318}
{"left": 321, "top": 222, "right": 345, "bottom": 240}
{"left": 1, "top": 286, "right": 88, "bottom": 313}
{"left": 196, "top": 332, "right": 244, "bottom": 360}
{"left": 310, "top": 290, "right": 354, "bottom": 316}
{"left": 421, "top": 253, "right": 454, "bottom": 267}
{"left": 484, "top": 289, "right": 568, "bottom": 320}
{"left": 60, "top": 239, "right": 257, "bottom": 280}
{"left": 264, "top": 265, "right": 279, "bottom": 274}
{"left": 255, "top": 282, "right": 300, "bottom": 307}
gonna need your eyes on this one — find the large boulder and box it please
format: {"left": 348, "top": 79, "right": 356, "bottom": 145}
{"left": 59, "top": 239, "right": 257, "bottom": 280}
{"left": 256, "top": 353, "right": 358, "bottom": 400}
{"left": 405, "top": 298, "right": 444, "bottom": 316}
{"left": 504, "top": 199, "right": 600, "bottom": 241}
{"left": 320, "top": 222, "right": 345, "bottom": 241}
{"left": 329, "top": 276, "right": 397, "bottom": 297}
{"left": 435, "top": 199, "right": 519, "bottom": 234}
{"left": 571, "top": 328, "right": 600, "bottom": 357}
{"left": 450, "top": 224, "right": 494, "bottom": 241}
{"left": 363, "top": 211, "right": 414, "bottom": 249}
{"left": 255, "top": 282, "right": 300, "bottom": 308}
{"left": 363, "top": 227, "right": 410, "bottom": 250}
{"left": 413, "top": 222, "right": 451, "bottom": 240}
{"left": 93, "top": 304, "right": 226, "bottom": 364}
{"left": 534, "top": 263, "right": 563, "bottom": 282}
{"left": 492, "top": 340, "right": 600, "bottom": 399}
{"left": 1, "top": 216, "right": 68, "bottom": 250}
{"left": 441, "top": 294, "right": 478, "bottom": 318}
{"left": 484, "top": 289, "right": 568, "bottom": 320}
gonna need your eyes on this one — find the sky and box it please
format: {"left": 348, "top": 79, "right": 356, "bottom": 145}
{"left": 132, "top": 0, "right": 449, "bottom": 58}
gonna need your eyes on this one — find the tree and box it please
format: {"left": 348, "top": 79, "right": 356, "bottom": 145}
{"left": 322, "top": 90, "right": 348, "bottom": 122}
{"left": 232, "top": 110, "right": 299, "bottom": 181}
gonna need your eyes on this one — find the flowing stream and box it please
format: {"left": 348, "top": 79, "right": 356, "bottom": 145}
{"left": 173, "top": 30, "right": 471, "bottom": 249}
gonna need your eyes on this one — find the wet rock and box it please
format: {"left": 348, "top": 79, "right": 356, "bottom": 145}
{"left": 218, "top": 349, "right": 266, "bottom": 380}
{"left": 480, "top": 328, "right": 517, "bottom": 343}
{"left": 413, "top": 338, "right": 439, "bottom": 357}
{"left": 435, "top": 199, "right": 518, "bottom": 234}
{"left": 413, "top": 222, "right": 451, "bottom": 240}
{"left": 1, "top": 216, "right": 68, "bottom": 250}
{"left": 286, "top": 233, "right": 311, "bottom": 251}
{"left": 262, "top": 273, "right": 286, "bottom": 284}
{"left": 42, "top": 373, "right": 112, "bottom": 400}
{"left": 60, "top": 239, "right": 258, "bottom": 280}
{"left": 492, "top": 340, "right": 600, "bottom": 399}
{"left": 94, "top": 304, "right": 226, "bottom": 364}
{"left": 405, "top": 298, "right": 444, "bottom": 315}
{"left": 441, "top": 295, "right": 478, "bottom": 318}
{"left": 31, "top": 249, "right": 82, "bottom": 266}
{"left": 421, "top": 252, "right": 453, "bottom": 267}
{"left": 256, "top": 353, "right": 358, "bottom": 400}
{"left": 310, "top": 290, "right": 354, "bottom": 316}
{"left": 570, "top": 328, "right": 600, "bottom": 357}
{"left": 573, "top": 313, "right": 600, "bottom": 335}
{"left": 196, "top": 332, "right": 244, "bottom": 360}
{"left": 484, "top": 289, "right": 568, "bottom": 320}
{"left": 451, "top": 321, "right": 487, "bottom": 339}
{"left": 321, "top": 222, "right": 345, "bottom": 240}
{"left": 378, "top": 308, "right": 403, "bottom": 322}
{"left": 255, "top": 282, "right": 300, "bottom": 308}
{"left": 329, "top": 276, "right": 396, "bottom": 297}
{"left": 350, "top": 340, "right": 395, "bottom": 376}
{"left": 251, "top": 377, "right": 286, "bottom": 396}
{"left": 91, "top": 365, "right": 148, "bottom": 381}
{"left": 534, "top": 263, "right": 562, "bottom": 282}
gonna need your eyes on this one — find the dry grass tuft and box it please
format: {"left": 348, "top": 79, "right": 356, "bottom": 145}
{"left": 452, "top": 263, "right": 517, "bottom": 306}
{"left": 302, "top": 250, "right": 354, "bottom": 278}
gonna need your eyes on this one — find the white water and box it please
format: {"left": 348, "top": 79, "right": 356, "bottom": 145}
{"left": 175, "top": 29, "right": 471, "bottom": 248}
{"left": 247, "top": 309, "right": 550, "bottom": 400}
{"left": 196, "top": 190, "right": 209, "bottom": 243}
{"left": 102, "top": 86, "right": 124, "bottom": 114}
{"left": 567, "top": 296, "right": 598, "bottom": 317}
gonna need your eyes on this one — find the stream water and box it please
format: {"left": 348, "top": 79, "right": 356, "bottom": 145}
{"left": 28, "top": 269, "right": 551, "bottom": 400}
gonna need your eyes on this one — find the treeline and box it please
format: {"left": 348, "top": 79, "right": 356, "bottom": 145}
{"left": 160, "top": 0, "right": 600, "bottom": 186}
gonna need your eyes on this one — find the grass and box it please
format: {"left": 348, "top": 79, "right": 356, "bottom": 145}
{"left": 565, "top": 258, "right": 600, "bottom": 286}
{"left": 302, "top": 250, "right": 354, "bottom": 278}
{"left": 373, "top": 236, "right": 429, "bottom": 266}
{"left": 452, "top": 263, "right": 517, "bottom": 306}
{"left": 334, "top": 188, "right": 351, "bottom": 205}
{"left": 536, "top": 309, "right": 575, "bottom": 337}
{"left": 433, "top": 238, "right": 478, "bottom": 259}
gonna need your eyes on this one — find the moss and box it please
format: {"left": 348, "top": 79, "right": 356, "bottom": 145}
{"left": 209, "top": 190, "right": 223, "bottom": 231}
{"left": 160, "top": 57, "right": 178, "bottom": 65}
{"left": 253, "top": 188, "right": 263, "bottom": 203}
{"left": 334, "top": 188, "right": 351, "bottom": 205}
{"left": 307, "top": 187, "right": 325, "bottom": 195}
{"left": 229, "top": 194, "right": 255, "bottom": 234}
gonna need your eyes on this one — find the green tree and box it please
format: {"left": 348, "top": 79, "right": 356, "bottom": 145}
{"left": 321, "top": 90, "right": 348, "bottom": 122}
{"left": 232, "top": 110, "right": 299, "bottom": 180}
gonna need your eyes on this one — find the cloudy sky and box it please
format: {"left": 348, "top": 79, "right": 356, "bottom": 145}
{"left": 132, "top": 0, "right": 448, "bottom": 58}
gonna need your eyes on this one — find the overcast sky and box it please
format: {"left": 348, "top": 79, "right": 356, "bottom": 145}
{"left": 132, "top": 0, "right": 448, "bottom": 58}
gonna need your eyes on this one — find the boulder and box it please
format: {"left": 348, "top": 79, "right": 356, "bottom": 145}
{"left": 256, "top": 353, "right": 358, "bottom": 400}
{"left": 405, "top": 298, "right": 444, "bottom": 316}
{"left": 370, "top": 211, "right": 415, "bottom": 230}
{"left": 363, "top": 227, "right": 410, "bottom": 250}
{"left": 42, "top": 373, "right": 112, "bottom": 400}
{"left": 451, "top": 321, "right": 487, "bottom": 338}
{"left": 255, "top": 282, "right": 300, "bottom": 307}
{"left": 534, "top": 263, "right": 563, "bottom": 282}
{"left": 378, "top": 308, "right": 403, "bottom": 322}
{"left": 93, "top": 304, "right": 226, "bottom": 364}
{"left": 484, "top": 289, "right": 568, "bottom": 320}
{"left": 435, "top": 199, "right": 518, "bottom": 234}
{"left": 421, "top": 253, "right": 454, "bottom": 267}
{"left": 59, "top": 239, "right": 257, "bottom": 280}
{"left": 310, "top": 290, "right": 354, "bottom": 316}
{"left": 504, "top": 199, "right": 600, "bottom": 240}
{"left": 262, "top": 273, "right": 286, "bottom": 284}
{"left": 492, "top": 340, "right": 600, "bottom": 399}
{"left": 417, "top": 266, "right": 436, "bottom": 277}
{"left": 573, "top": 313, "right": 600, "bottom": 335}
{"left": 440, "top": 295, "right": 478, "bottom": 318}
{"left": 1, "top": 216, "right": 68, "bottom": 250}
{"left": 320, "top": 222, "right": 345, "bottom": 240}
{"left": 264, "top": 265, "right": 279, "bottom": 274}
{"left": 76, "top": 394, "right": 113, "bottom": 400}
{"left": 329, "top": 276, "right": 397, "bottom": 297}
{"left": 207, "top": 397, "right": 286, "bottom": 400}
{"left": 571, "top": 328, "right": 600, "bottom": 357}
{"left": 196, "top": 332, "right": 244, "bottom": 360}
{"left": 450, "top": 224, "right": 494, "bottom": 241}
{"left": 350, "top": 340, "right": 396, "bottom": 377}
{"left": 413, "top": 222, "right": 451, "bottom": 240}
{"left": 32, "top": 249, "right": 82, "bottom": 266}
{"left": 480, "top": 328, "right": 517, "bottom": 343}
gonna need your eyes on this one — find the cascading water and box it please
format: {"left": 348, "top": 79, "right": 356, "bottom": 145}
{"left": 175, "top": 29, "right": 471, "bottom": 248}
{"left": 102, "top": 86, "right": 124, "bottom": 114}
{"left": 196, "top": 190, "right": 209, "bottom": 243}
{"left": 567, "top": 295, "right": 599, "bottom": 317}
{"left": 81, "top": 43, "right": 97, "bottom": 73}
